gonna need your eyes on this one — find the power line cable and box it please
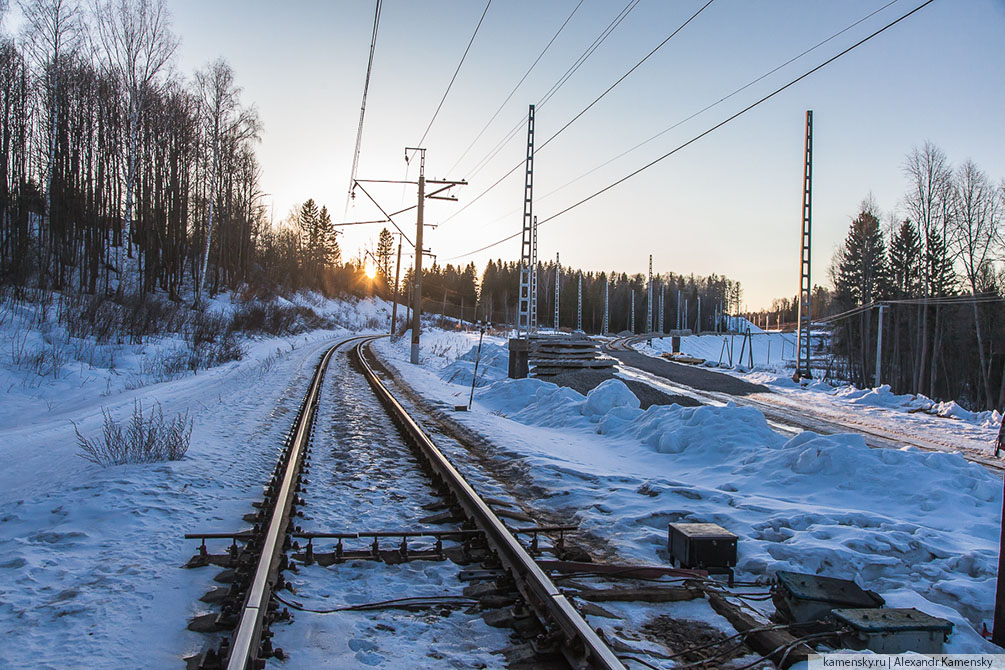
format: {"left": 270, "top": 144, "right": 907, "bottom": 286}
{"left": 446, "top": 0, "right": 585, "bottom": 176}
{"left": 534, "top": 0, "right": 902, "bottom": 206}
{"left": 538, "top": 0, "right": 714, "bottom": 156}
{"left": 462, "top": 0, "right": 905, "bottom": 231}
{"left": 463, "top": 0, "right": 641, "bottom": 181}
{"left": 442, "top": 0, "right": 936, "bottom": 262}
{"left": 345, "top": 0, "right": 383, "bottom": 218}
{"left": 444, "top": 0, "right": 708, "bottom": 226}
{"left": 536, "top": 0, "right": 641, "bottom": 111}
{"left": 414, "top": 0, "right": 492, "bottom": 149}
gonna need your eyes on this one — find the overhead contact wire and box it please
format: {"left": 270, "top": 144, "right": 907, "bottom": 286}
{"left": 462, "top": 0, "right": 641, "bottom": 182}
{"left": 345, "top": 0, "right": 383, "bottom": 217}
{"left": 537, "top": 0, "right": 902, "bottom": 203}
{"left": 443, "top": 0, "right": 707, "bottom": 226}
{"left": 447, "top": 0, "right": 585, "bottom": 175}
{"left": 415, "top": 0, "right": 492, "bottom": 149}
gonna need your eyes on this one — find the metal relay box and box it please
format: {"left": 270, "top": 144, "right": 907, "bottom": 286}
{"left": 831, "top": 607, "right": 953, "bottom": 654}
{"left": 773, "top": 571, "right": 884, "bottom": 624}
{"left": 667, "top": 522, "right": 737, "bottom": 580}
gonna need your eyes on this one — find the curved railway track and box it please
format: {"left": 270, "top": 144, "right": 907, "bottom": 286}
{"left": 185, "top": 336, "right": 626, "bottom": 670}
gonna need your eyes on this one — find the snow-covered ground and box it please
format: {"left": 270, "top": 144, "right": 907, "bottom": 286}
{"left": 3, "top": 288, "right": 1002, "bottom": 667}
{"left": 375, "top": 328, "right": 1002, "bottom": 658}
{"left": 0, "top": 292, "right": 394, "bottom": 668}
{"left": 274, "top": 343, "right": 510, "bottom": 669}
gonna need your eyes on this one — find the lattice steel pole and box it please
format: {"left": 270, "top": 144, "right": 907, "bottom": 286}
{"left": 530, "top": 215, "right": 539, "bottom": 333}
{"left": 630, "top": 290, "right": 635, "bottom": 334}
{"left": 646, "top": 255, "right": 653, "bottom": 334}
{"left": 676, "top": 290, "right": 681, "bottom": 330}
{"left": 554, "top": 253, "right": 560, "bottom": 330}
{"left": 603, "top": 277, "right": 609, "bottom": 335}
{"left": 517, "top": 105, "right": 535, "bottom": 340}
{"left": 794, "top": 110, "right": 813, "bottom": 381}
{"left": 659, "top": 283, "right": 665, "bottom": 333}
{"left": 577, "top": 271, "right": 583, "bottom": 332}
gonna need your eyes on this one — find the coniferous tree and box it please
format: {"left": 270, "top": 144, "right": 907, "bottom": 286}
{"left": 887, "top": 220, "right": 922, "bottom": 390}
{"left": 375, "top": 227, "right": 393, "bottom": 288}
{"left": 833, "top": 206, "right": 889, "bottom": 386}
{"left": 317, "top": 205, "right": 339, "bottom": 269}
{"left": 889, "top": 220, "right": 922, "bottom": 298}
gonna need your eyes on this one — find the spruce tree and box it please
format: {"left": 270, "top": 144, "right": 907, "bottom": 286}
{"left": 297, "top": 198, "right": 320, "bottom": 282}
{"left": 834, "top": 209, "right": 889, "bottom": 305}
{"left": 889, "top": 220, "right": 921, "bottom": 298}
{"left": 833, "top": 207, "right": 890, "bottom": 386}
{"left": 375, "top": 228, "right": 394, "bottom": 286}
{"left": 317, "top": 206, "right": 339, "bottom": 269}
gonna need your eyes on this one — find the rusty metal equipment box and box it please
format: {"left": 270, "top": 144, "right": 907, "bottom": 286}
{"left": 773, "top": 571, "right": 884, "bottom": 624}
{"left": 667, "top": 522, "right": 737, "bottom": 579}
{"left": 831, "top": 608, "right": 953, "bottom": 654}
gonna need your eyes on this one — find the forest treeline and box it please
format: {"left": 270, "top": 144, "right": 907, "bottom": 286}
{"left": 385, "top": 253, "right": 742, "bottom": 337}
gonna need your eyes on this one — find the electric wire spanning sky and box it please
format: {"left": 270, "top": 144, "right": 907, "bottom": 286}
{"left": 170, "top": 0, "right": 1005, "bottom": 310}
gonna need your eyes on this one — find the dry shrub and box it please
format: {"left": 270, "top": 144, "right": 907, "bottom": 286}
{"left": 74, "top": 400, "right": 193, "bottom": 467}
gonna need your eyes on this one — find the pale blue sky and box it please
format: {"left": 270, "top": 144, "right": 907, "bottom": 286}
{"left": 173, "top": 1, "right": 1005, "bottom": 308}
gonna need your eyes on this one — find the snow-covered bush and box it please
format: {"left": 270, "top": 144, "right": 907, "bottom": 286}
{"left": 74, "top": 401, "right": 193, "bottom": 467}
{"left": 228, "top": 300, "right": 328, "bottom": 335}
{"left": 58, "top": 293, "right": 189, "bottom": 345}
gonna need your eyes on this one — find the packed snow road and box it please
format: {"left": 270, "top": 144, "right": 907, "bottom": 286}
{"left": 606, "top": 337, "right": 1003, "bottom": 472}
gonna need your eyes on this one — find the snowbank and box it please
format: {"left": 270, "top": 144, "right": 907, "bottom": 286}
{"left": 471, "top": 376, "right": 1001, "bottom": 650}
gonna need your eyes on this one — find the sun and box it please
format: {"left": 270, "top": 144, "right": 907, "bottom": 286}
{"left": 365, "top": 264, "right": 377, "bottom": 279}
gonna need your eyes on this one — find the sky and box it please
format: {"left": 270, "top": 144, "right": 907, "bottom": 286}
{"left": 168, "top": 1, "right": 1004, "bottom": 309}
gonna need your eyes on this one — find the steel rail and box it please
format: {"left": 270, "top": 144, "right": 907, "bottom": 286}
{"left": 224, "top": 339, "right": 344, "bottom": 670}
{"left": 354, "top": 338, "right": 626, "bottom": 670}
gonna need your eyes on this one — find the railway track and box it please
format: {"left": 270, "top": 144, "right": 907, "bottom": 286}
{"left": 605, "top": 335, "right": 1005, "bottom": 474}
{"left": 183, "top": 336, "right": 628, "bottom": 669}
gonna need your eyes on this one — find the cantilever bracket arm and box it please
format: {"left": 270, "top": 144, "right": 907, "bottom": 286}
{"left": 424, "top": 183, "right": 464, "bottom": 199}
{"left": 425, "top": 179, "right": 467, "bottom": 186}
{"left": 351, "top": 180, "right": 415, "bottom": 248}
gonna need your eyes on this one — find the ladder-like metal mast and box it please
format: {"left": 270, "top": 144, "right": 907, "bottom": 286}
{"left": 794, "top": 110, "right": 814, "bottom": 381}
{"left": 517, "top": 105, "right": 535, "bottom": 339}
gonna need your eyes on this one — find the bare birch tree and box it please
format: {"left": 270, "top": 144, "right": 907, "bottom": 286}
{"left": 17, "top": 0, "right": 81, "bottom": 258}
{"left": 194, "top": 58, "right": 258, "bottom": 302}
{"left": 950, "top": 160, "right": 1001, "bottom": 407}
{"left": 91, "top": 0, "right": 177, "bottom": 284}
{"left": 903, "top": 141, "right": 952, "bottom": 394}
